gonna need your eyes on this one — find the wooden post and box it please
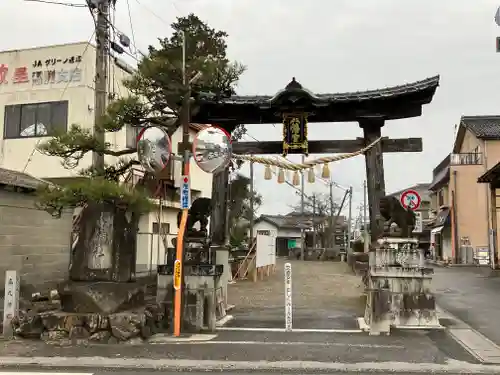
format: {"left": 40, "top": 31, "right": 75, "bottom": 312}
{"left": 360, "top": 118, "right": 386, "bottom": 243}
{"left": 210, "top": 168, "right": 229, "bottom": 245}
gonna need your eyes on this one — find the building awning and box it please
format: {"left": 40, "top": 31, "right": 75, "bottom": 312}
{"left": 431, "top": 208, "right": 450, "bottom": 228}
{"left": 431, "top": 226, "right": 444, "bottom": 234}
{"left": 478, "top": 160, "right": 500, "bottom": 183}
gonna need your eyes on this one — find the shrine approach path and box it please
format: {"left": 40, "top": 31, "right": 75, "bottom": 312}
{"left": 226, "top": 258, "right": 365, "bottom": 330}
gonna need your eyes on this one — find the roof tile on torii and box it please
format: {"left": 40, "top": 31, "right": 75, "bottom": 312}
{"left": 191, "top": 75, "right": 440, "bottom": 126}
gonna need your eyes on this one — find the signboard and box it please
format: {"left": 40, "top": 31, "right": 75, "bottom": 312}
{"left": 287, "top": 239, "right": 297, "bottom": 249}
{"left": 3, "top": 270, "right": 19, "bottom": 337}
{"left": 400, "top": 189, "right": 421, "bottom": 211}
{"left": 180, "top": 175, "right": 191, "bottom": 209}
{"left": 256, "top": 229, "right": 277, "bottom": 268}
{"left": 173, "top": 260, "right": 182, "bottom": 290}
{"left": 284, "top": 262, "right": 292, "bottom": 332}
{"left": 282, "top": 113, "right": 308, "bottom": 156}
{"left": 0, "top": 64, "right": 82, "bottom": 86}
{"left": 413, "top": 211, "right": 423, "bottom": 233}
{"left": 475, "top": 247, "right": 490, "bottom": 266}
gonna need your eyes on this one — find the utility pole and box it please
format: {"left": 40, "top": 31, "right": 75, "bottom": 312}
{"left": 347, "top": 186, "right": 353, "bottom": 255}
{"left": 181, "top": 31, "right": 191, "bottom": 173}
{"left": 363, "top": 180, "right": 368, "bottom": 252}
{"left": 312, "top": 194, "right": 317, "bottom": 249}
{"left": 249, "top": 161, "right": 255, "bottom": 245}
{"left": 300, "top": 155, "right": 305, "bottom": 260}
{"left": 329, "top": 182, "right": 334, "bottom": 248}
{"left": 92, "top": 0, "right": 110, "bottom": 173}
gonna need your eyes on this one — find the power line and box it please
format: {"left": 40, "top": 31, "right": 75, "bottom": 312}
{"left": 23, "top": 0, "right": 87, "bottom": 7}
{"left": 125, "top": 0, "right": 138, "bottom": 60}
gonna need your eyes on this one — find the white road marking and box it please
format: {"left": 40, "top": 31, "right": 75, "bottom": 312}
{"left": 188, "top": 340, "right": 404, "bottom": 349}
{"left": 148, "top": 333, "right": 217, "bottom": 343}
{"left": 217, "top": 326, "right": 362, "bottom": 333}
{"left": 2, "top": 356, "right": 500, "bottom": 374}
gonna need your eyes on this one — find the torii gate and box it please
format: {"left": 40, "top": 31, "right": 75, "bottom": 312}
{"left": 189, "top": 76, "right": 440, "bottom": 246}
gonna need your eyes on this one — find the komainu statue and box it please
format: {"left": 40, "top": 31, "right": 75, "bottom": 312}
{"left": 379, "top": 196, "right": 416, "bottom": 238}
{"left": 177, "top": 197, "right": 212, "bottom": 237}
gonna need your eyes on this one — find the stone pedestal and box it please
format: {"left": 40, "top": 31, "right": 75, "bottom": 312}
{"left": 58, "top": 281, "right": 145, "bottom": 314}
{"left": 215, "top": 246, "right": 230, "bottom": 307}
{"left": 363, "top": 237, "right": 441, "bottom": 335}
{"left": 156, "top": 239, "right": 223, "bottom": 333}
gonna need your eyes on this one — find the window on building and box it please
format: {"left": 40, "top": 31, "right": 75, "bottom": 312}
{"left": 438, "top": 190, "right": 444, "bottom": 206}
{"left": 4, "top": 101, "right": 68, "bottom": 139}
{"left": 126, "top": 125, "right": 143, "bottom": 149}
{"left": 152, "top": 222, "right": 170, "bottom": 235}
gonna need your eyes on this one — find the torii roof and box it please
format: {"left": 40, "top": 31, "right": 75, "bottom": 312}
{"left": 191, "top": 75, "right": 440, "bottom": 128}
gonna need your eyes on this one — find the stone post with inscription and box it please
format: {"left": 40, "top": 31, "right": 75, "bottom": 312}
{"left": 3, "top": 270, "right": 20, "bottom": 338}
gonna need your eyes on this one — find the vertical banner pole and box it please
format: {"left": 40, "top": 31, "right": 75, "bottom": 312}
{"left": 284, "top": 262, "right": 292, "bottom": 331}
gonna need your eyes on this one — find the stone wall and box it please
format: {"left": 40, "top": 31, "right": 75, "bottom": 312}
{"left": 0, "top": 189, "right": 73, "bottom": 294}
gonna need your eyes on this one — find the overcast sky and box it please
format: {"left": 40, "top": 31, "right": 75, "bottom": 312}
{"left": 4, "top": 0, "right": 500, "bottom": 218}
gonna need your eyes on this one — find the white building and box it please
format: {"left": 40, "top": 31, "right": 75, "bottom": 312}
{"left": 0, "top": 41, "right": 212, "bottom": 274}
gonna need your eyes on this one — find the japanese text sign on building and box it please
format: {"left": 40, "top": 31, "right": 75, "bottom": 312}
{"left": 413, "top": 211, "right": 423, "bottom": 233}
{"left": 0, "top": 64, "right": 82, "bottom": 86}
{"left": 3, "top": 270, "right": 20, "bottom": 338}
{"left": 282, "top": 113, "right": 309, "bottom": 157}
{"left": 0, "top": 64, "right": 8, "bottom": 84}
{"left": 32, "top": 55, "right": 82, "bottom": 68}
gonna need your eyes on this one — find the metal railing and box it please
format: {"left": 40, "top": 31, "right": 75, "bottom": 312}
{"left": 450, "top": 152, "right": 482, "bottom": 165}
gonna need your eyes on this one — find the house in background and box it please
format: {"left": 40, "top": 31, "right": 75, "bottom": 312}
{"left": 427, "top": 116, "right": 500, "bottom": 265}
{"left": 388, "top": 183, "right": 432, "bottom": 250}
{"left": 0, "top": 42, "right": 212, "bottom": 275}
{"left": 449, "top": 116, "right": 500, "bottom": 266}
{"left": 253, "top": 212, "right": 346, "bottom": 256}
{"left": 428, "top": 154, "right": 453, "bottom": 261}
{"left": 253, "top": 214, "right": 306, "bottom": 256}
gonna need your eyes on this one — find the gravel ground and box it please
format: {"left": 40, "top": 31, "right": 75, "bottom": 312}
{"left": 227, "top": 258, "right": 365, "bottom": 329}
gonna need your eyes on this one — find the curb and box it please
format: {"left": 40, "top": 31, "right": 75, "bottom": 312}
{"left": 437, "top": 305, "right": 500, "bottom": 364}
{"left": 1, "top": 356, "right": 500, "bottom": 373}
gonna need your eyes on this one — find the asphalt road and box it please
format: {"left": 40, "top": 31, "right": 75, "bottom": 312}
{"left": 0, "top": 368, "right": 497, "bottom": 375}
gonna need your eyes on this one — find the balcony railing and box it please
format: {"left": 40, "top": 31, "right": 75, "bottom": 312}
{"left": 450, "top": 152, "right": 482, "bottom": 166}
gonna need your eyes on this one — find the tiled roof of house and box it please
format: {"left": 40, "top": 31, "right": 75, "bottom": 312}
{"left": 257, "top": 214, "right": 328, "bottom": 230}
{"left": 388, "top": 183, "right": 431, "bottom": 198}
{"left": 460, "top": 116, "right": 500, "bottom": 139}
{"left": 0, "top": 167, "right": 48, "bottom": 190}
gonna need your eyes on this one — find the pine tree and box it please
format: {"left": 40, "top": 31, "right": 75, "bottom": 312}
{"left": 36, "top": 13, "right": 246, "bottom": 216}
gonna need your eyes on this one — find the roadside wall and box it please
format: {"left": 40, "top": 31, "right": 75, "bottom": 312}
{"left": 0, "top": 188, "right": 72, "bottom": 295}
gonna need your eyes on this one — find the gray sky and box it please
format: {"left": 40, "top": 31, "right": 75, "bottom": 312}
{"left": 4, "top": 0, "right": 500, "bottom": 217}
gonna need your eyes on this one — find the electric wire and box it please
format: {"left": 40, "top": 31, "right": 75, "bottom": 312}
{"left": 125, "top": 0, "right": 138, "bottom": 60}
{"left": 23, "top": 0, "right": 87, "bottom": 7}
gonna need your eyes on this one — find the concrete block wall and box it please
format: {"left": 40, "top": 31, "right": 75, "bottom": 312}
{"left": 0, "top": 189, "right": 72, "bottom": 295}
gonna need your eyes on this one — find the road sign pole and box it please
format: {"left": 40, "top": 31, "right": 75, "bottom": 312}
{"left": 174, "top": 162, "right": 191, "bottom": 337}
